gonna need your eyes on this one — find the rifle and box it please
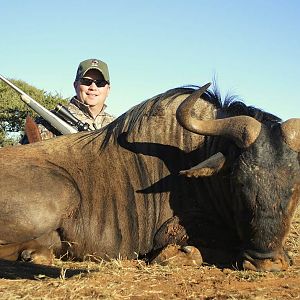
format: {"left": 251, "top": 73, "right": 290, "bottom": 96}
{"left": 0, "top": 74, "right": 91, "bottom": 135}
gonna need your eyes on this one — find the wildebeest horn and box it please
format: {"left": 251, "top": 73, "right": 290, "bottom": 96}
{"left": 180, "top": 152, "right": 226, "bottom": 177}
{"left": 176, "top": 84, "right": 261, "bottom": 148}
{"left": 281, "top": 118, "right": 300, "bottom": 152}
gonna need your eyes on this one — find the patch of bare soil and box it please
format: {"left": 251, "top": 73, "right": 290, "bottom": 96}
{"left": 0, "top": 206, "right": 299, "bottom": 300}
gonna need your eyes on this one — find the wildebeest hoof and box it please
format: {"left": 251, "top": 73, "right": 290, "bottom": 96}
{"left": 20, "top": 249, "right": 32, "bottom": 262}
{"left": 150, "top": 244, "right": 203, "bottom": 267}
{"left": 20, "top": 248, "right": 54, "bottom": 265}
{"left": 242, "top": 256, "right": 289, "bottom": 272}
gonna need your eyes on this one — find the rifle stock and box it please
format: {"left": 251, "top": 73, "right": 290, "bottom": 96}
{"left": 0, "top": 74, "right": 78, "bottom": 135}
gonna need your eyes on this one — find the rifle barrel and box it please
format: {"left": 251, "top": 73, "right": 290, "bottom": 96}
{"left": 0, "top": 74, "right": 27, "bottom": 95}
{"left": 0, "top": 74, "right": 77, "bottom": 135}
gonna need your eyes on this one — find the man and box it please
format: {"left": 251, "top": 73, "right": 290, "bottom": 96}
{"left": 21, "top": 58, "right": 115, "bottom": 143}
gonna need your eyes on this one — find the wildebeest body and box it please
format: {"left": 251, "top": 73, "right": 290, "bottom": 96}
{"left": 0, "top": 86, "right": 299, "bottom": 271}
{"left": 0, "top": 94, "right": 205, "bottom": 258}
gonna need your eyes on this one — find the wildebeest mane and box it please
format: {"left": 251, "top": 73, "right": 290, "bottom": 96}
{"left": 99, "top": 86, "right": 207, "bottom": 149}
{"left": 96, "top": 84, "right": 281, "bottom": 149}
{"left": 223, "top": 95, "right": 282, "bottom": 125}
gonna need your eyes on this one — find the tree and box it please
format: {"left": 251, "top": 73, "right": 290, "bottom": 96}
{"left": 0, "top": 78, "right": 68, "bottom": 146}
{"left": 0, "top": 129, "right": 15, "bottom": 147}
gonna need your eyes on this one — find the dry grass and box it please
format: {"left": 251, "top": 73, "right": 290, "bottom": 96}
{"left": 0, "top": 205, "right": 299, "bottom": 300}
{"left": 1, "top": 257, "right": 300, "bottom": 299}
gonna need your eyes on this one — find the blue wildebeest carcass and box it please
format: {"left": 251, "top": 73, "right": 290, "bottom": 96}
{"left": 0, "top": 83, "right": 299, "bottom": 271}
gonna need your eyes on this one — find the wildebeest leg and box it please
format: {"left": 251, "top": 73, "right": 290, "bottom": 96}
{"left": 0, "top": 230, "right": 62, "bottom": 265}
{"left": 153, "top": 216, "right": 189, "bottom": 248}
{"left": 0, "top": 164, "right": 80, "bottom": 264}
{"left": 150, "top": 216, "right": 203, "bottom": 266}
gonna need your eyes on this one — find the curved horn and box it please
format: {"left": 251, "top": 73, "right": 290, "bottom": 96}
{"left": 281, "top": 118, "right": 300, "bottom": 152}
{"left": 176, "top": 84, "right": 261, "bottom": 148}
{"left": 176, "top": 82, "right": 212, "bottom": 132}
{"left": 179, "top": 152, "right": 226, "bottom": 177}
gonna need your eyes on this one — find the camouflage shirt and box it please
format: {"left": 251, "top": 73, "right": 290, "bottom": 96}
{"left": 20, "top": 97, "right": 115, "bottom": 143}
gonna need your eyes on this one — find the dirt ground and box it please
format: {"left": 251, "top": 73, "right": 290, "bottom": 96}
{"left": 0, "top": 207, "right": 299, "bottom": 300}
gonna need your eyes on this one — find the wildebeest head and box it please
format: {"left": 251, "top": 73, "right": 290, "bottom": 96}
{"left": 176, "top": 83, "right": 300, "bottom": 271}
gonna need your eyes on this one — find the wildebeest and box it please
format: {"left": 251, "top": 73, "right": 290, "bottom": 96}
{"left": 0, "top": 83, "right": 299, "bottom": 271}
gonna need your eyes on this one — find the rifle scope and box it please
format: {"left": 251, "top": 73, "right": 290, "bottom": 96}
{"left": 55, "top": 104, "right": 91, "bottom": 132}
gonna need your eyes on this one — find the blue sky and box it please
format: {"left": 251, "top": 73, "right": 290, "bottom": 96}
{"left": 1, "top": 0, "right": 299, "bottom": 120}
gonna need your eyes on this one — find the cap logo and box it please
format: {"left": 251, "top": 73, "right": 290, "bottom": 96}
{"left": 91, "top": 60, "right": 99, "bottom": 66}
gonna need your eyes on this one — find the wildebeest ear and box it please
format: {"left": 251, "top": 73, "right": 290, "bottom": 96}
{"left": 25, "top": 115, "right": 42, "bottom": 143}
{"left": 179, "top": 152, "right": 226, "bottom": 177}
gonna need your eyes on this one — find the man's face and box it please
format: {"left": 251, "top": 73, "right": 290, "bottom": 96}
{"left": 74, "top": 69, "right": 110, "bottom": 110}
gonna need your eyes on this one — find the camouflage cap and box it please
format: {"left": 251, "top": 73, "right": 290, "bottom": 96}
{"left": 75, "top": 59, "right": 110, "bottom": 83}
